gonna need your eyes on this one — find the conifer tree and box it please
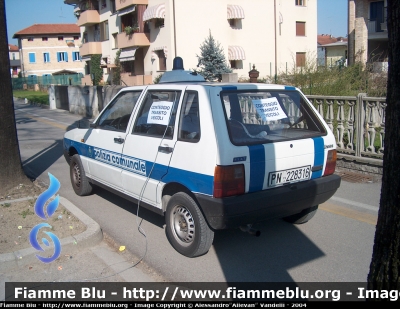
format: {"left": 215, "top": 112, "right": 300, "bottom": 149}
{"left": 196, "top": 30, "right": 232, "bottom": 81}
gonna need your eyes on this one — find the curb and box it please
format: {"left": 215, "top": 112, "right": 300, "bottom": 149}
{"left": 0, "top": 196, "right": 103, "bottom": 272}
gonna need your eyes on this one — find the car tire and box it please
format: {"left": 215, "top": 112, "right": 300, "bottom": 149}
{"left": 283, "top": 205, "right": 318, "bottom": 224}
{"left": 165, "top": 192, "right": 214, "bottom": 258}
{"left": 70, "top": 154, "right": 93, "bottom": 196}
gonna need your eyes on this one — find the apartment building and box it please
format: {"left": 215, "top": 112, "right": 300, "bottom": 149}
{"left": 8, "top": 44, "right": 21, "bottom": 77}
{"left": 348, "top": 0, "right": 388, "bottom": 71}
{"left": 13, "top": 24, "right": 85, "bottom": 82}
{"left": 64, "top": 0, "right": 317, "bottom": 85}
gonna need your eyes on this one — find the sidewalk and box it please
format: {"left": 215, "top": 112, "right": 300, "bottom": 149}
{"left": 0, "top": 196, "right": 160, "bottom": 301}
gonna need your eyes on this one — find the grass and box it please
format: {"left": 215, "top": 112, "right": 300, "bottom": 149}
{"left": 13, "top": 90, "right": 49, "bottom": 105}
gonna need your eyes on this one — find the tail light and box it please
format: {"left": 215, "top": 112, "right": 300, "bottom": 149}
{"left": 213, "top": 165, "right": 245, "bottom": 198}
{"left": 323, "top": 149, "right": 337, "bottom": 176}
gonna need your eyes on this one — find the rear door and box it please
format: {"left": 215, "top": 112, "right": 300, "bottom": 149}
{"left": 121, "top": 86, "right": 185, "bottom": 208}
{"left": 218, "top": 88, "right": 331, "bottom": 192}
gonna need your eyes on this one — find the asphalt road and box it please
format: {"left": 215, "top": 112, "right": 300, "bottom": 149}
{"left": 14, "top": 99, "right": 381, "bottom": 283}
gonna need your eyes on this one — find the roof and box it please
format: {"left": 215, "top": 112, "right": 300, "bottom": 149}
{"left": 317, "top": 34, "right": 347, "bottom": 46}
{"left": 13, "top": 24, "right": 80, "bottom": 38}
{"left": 320, "top": 41, "right": 348, "bottom": 47}
{"left": 8, "top": 44, "right": 18, "bottom": 51}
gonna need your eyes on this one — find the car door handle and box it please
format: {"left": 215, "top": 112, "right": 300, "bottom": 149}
{"left": 158, "top": 146, "right": 174, "bottom": 154}
{"left": 114, "top": 137, "right": 124, "bottom": 144}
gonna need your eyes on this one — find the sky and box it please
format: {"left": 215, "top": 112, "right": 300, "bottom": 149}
{"left": 5, "top": 0, "right": 349, "bottom": 46}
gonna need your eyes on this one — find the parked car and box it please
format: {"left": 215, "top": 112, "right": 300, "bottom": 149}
{"left": 63, "top": 57, "right": 341, "bottom": 257}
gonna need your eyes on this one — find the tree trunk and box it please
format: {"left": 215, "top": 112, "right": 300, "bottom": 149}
{"left": 367, "top": 0, "right": 400, "bottom": 289}
{"left": 0, "top": 0, "right": 31, "bottom": 195}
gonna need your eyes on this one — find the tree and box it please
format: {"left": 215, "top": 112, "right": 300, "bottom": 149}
{"left": 112, "top": 49, "right": 121, "bottom": 85}
{"left": 367, "top": 0, "right": 400, "bottom": 290}
{"left": 90, "top": 54, "right": 103, "bottom": 86}
{"left": 0, "top": 0, "right": 31, "bottom": 195}
{"left": 196, "top": 30, "right": 232, "bottom": 82}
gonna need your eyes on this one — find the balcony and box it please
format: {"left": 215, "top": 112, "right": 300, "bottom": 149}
{"left": 77, "top": 10, "right": 100, "bottom": 27}
{"left": 117, "top": 32, "right": 150, "bottom": 49}
{"left": 80, "top": 42, "right": 102, "bottom": 57}
{"left": 116, "top": 0, "right": 148, "bottom": 11}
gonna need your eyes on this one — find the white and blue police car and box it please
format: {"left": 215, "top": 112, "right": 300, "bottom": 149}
{"left": 63, "top": 57, "right": 341, "bottom": 257}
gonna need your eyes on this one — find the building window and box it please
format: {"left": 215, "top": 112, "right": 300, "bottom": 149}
{"left": 110, "top": 0, "right": 116, "bottom": 13}
{"left": 100, "top": 21, "right": 109, "bottom": 41}
{"left": 72, "top": 51, "right": 81, "bottom": 61}
{"left": 57, "top": 52, "right": 68, "bottom": 62}
{"left": 42, "top": 37, "right": 48, "bottom": 41}
{"left": 12, "top": 53, "right": 16, "bottom": 60}
{"left": 28, "top": 37, "right": 34, "bottom": 41}
{"left": 43, "top": 52, "right": 50, "bottom": 63}
{"left": 73, "top": 36, "right": 80, "bottom": 40}
{"left": 155, "top": 18, "right": 164, "bottom": 28}
{"left": 28, "top": 75, "right": 38, "bottom": 84}
{"left": 112, "top": 33, "right": 118, "bottom": 49}
{"left": 101, "top": 0, "right": 106, "bottom": 9}
{"left": 121, "top": 60, "right": 134, "bottom": 74}
{"left": 28, "top": 52, "right": 36, "bottom": 63}
{"left": 58, "top": 36, "right": 64, "bottom": 41}
{"left": 83, "top": 32, "right": 88, "bottom": 43}
{"left": 295, "top": 0, "right": 306, "bottom": 6}
{"left": 42, "top": 74, "right": 52, "bottom": 84}
{"left": 157, "top": 50, "right": 166, "bottom": 71}
{"left": 296, "top": 52, "right": 306, "bottom": 67}
{"left": 296, "top": 21, "right": 306, "bottom": 36}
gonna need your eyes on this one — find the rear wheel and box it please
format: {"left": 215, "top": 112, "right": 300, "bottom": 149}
{"left": 283, "top": 205, "right": 318, "bottom": 224}
{"left": 165, "top": 192, "right": 214, "bottom": 257}
{"left": 70, "top": 154, "right": 93, "bottom": 196}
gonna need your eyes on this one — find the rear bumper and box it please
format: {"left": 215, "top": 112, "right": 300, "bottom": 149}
{"left": 195, "top": 174, "right": 341, "bottom": 230}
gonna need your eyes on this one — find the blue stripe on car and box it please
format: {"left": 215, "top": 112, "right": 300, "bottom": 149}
{"left": 64, "top": 138, "right": 214, "bottom": 195}
{"left": 248, "top": 144, "right": 266, "bottom": 192}
{"left": 312, "top": 137, "right": 324, "bottom": 179}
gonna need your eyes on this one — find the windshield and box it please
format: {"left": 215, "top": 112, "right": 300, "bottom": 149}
{"left": 221, "top": 90, "right": 326, "bottom": 146}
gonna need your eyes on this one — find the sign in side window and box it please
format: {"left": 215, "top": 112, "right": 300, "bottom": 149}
{"left": 97, "top": 91, "right": 143, "bottom": 132}
{"left": 133, "top": 90, "right": 181, "bottom": 139}
{"left": 57, "top": 52, "right": 68, "bottom": 62}
{"left": 147, "top": 101, "right": 173, "bottom": 125}
{"left": 178, "top": 91, "right": 201, "bottom": 142}
{"left": 28, "top": 53, "right": 36, "bottom": 63}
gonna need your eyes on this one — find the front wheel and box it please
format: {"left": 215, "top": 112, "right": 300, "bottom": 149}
{"left": 283, "top": 205, "right": 318, "bottom": 224}
{"left": 165, "top": 192, "right": 214, "bottom": 258}
{"left": 70, "top": 154, "right": 93, "bottom": 196}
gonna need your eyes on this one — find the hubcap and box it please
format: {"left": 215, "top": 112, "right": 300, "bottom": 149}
{"left": 72, "top": 163, "right": 81, "bottom": 188}
{"left": 171, "top": 205, "right": 195, "bottom": 244}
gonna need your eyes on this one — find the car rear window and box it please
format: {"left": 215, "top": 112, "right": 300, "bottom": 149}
{"left": 221, "top": 90, "right": 327, "bottom": 146}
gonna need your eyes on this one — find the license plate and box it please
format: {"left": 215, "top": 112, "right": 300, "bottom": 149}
{"left": 268, "top": 166, "right": 311, "bottom": 187}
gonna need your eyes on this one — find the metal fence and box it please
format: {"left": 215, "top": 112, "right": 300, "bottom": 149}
{"left": 12, "top": 74, "right": 83, "bottom": 90}
{"left": 307, "top": 94, "right": 385, "bottom": 161}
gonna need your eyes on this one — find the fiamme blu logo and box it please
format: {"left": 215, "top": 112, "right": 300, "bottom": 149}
{"left": 29, "top": 173, "right": 62, "bottom": 263}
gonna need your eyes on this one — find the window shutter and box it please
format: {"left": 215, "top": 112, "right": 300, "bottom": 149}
{"left": 65, "top": 52, "right": 69, "bottom": 62}
{"left": 57, "top": 52, "right": 61, "bottom": 62}
{"left": 29, "top": 53, "right": 35, "bottom": 63}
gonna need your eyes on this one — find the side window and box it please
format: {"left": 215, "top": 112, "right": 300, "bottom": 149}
{"left": 132, "top": 90, "right": 181, "bottom": 139}
{"left": 178, "top": 91, "right": 201, "bottom": 142}
{"left": 97, "top": 91, "right": 142, "bottom": 132}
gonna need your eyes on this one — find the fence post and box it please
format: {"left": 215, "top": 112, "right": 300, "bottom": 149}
{"left": 355, "top": 93, "right": 367, "bottom": 157}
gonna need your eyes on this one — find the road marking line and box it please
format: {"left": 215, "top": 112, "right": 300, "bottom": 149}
{"left": 15, "top": 109, "right": 69, "bottom": 130}
{"left": 330, "top": 196, "right": 379, "bottom": 212}
{"left": 320, "top": 202, "right": 377, "bottom": 225}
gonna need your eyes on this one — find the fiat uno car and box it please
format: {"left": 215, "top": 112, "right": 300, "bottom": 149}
{"left": 63, "top": 57, "right": 341, "bottom": 257}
